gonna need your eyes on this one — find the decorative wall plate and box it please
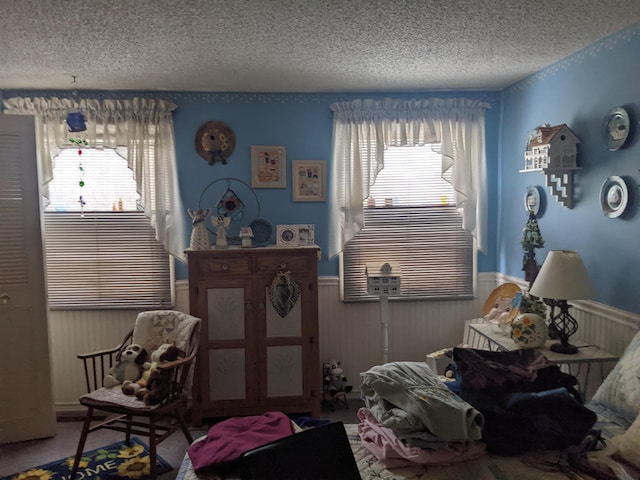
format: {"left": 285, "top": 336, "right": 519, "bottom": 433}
{"left": 195, "top": 121, "right": 236, "bottom": 164}
{"left": 599, "top": 176, "right": 630, "bottom": 218}
{"left": 602, "top": 107, "right": 630, "bottom": 151}
{"left": 523, "top": 185, "right": 544, "bottom": 217}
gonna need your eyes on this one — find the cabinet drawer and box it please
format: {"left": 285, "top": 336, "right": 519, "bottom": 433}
{"left": 199, "top": 257, "right": 252, "bottom": 276}
{"left": 256, "top": 255, "right": 310, "bottom": 275}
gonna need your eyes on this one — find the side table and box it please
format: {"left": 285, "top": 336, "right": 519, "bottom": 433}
{"left": 465, "top": 322, "right": 618, "bottom": 400}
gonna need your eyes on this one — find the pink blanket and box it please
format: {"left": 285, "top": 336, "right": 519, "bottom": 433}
{"left": 358, "top": 407, "right": 486, "bottom": 469}
{"left": 187, "top": 411, "right": 294, "bottom": 472}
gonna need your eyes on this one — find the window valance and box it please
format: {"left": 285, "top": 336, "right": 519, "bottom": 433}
{"left": 328, "top": 97, "right": 490, "bottom": 258}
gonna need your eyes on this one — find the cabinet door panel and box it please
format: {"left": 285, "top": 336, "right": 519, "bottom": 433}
{"left": 209, "top": 348, "right": 246, "bottom": 400}
{"left": 207, "top": 287, "right": 245, "bottom": 340}
{"left": 267, "top": 345, "right": 303, "bottom": 397}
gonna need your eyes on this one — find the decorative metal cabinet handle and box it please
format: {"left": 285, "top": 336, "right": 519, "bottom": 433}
{"left": 221, "top": 264, "right": 228, "bottom": 271}
{"left": 0, "top": 294, "right": 9, "bottom": 304}
{"left": 280, "top": 262, "right": 287, "bottom": 269}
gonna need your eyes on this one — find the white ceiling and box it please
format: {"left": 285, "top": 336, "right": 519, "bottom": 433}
{"left": 1, "top": 0, "right": 639, "bottom": 93}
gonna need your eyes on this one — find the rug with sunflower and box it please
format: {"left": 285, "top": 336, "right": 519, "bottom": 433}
{"left": 1, "top": 437, "right": 171, "bottom": 480}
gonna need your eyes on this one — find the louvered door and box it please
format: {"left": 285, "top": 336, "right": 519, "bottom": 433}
{"left": 0, "top": 114, "right": 55, "bottom": 443}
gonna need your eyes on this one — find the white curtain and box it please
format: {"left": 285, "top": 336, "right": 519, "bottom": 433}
{"left": 328, "top": 97, "right": 490, "bottom": 258}
{"left": 3, "top": 96, "right": 187, "bottom": 262}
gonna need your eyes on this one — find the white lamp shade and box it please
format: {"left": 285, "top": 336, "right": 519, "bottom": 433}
{"left": 530, "top": 250, "right": 595, "bottom": 300}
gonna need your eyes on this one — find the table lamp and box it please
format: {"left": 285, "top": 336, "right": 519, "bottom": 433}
{"left": 529, "top": 250, "right": 595, "bottom": 354}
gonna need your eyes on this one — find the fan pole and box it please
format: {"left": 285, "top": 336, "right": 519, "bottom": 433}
{"left": 380, "top": 296, "right": 389, "bottom": 363}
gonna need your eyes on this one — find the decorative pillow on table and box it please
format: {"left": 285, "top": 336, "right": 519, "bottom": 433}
{"left": 590, "top": 329, "right": 640, "bottom": 429}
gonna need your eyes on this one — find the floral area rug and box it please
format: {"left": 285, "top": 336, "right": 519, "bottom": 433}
{"left": 1, "top": 437, "right": 171, "bottom": 480}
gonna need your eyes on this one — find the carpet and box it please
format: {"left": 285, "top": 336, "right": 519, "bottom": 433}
{"left": 1, "top": 437, "right": 171, "bottom": 480}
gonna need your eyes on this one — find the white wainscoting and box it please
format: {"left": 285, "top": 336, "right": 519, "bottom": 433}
{"left": 49, "top": 273, "right": 639, "bottom": 411}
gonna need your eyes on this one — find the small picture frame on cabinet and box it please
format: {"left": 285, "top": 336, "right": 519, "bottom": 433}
{"left": 276, "top": 224, "right": 315, "bottom": 247}
{"left": 277, "top": 225, "right": 298, "bottom": 247}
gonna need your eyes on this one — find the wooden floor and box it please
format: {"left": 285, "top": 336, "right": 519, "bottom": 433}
{"left": 0, "top": 398, "right": 363, "bottom": 479}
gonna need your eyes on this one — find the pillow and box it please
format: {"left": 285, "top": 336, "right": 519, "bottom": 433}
{"left": 590, "top": 329, "right": 640, "bottom": 428}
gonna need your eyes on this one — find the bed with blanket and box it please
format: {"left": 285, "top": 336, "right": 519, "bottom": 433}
{"left": 177, "top": 330, "right": 640, "bottom": 480}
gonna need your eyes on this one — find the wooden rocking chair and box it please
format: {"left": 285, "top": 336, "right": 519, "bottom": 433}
{"left": 70, "top": 310, "right": 201, "bottom": 479}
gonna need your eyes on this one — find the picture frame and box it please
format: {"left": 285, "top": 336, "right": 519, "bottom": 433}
{"left": 292, "top": 160, "right": 326, "bottom": 202}
{"left": 251, "top": 145, "right": 286, "bottom": 188}
{"left": 276, "top": 224, "right": 315, "bottom": 247}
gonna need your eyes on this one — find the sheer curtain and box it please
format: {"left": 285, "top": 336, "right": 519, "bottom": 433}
{"left": 3, "top": 96, "right": 187, "bottom": 261}
{"left": 328, "top": 97, "right": 490, "bottom": 258}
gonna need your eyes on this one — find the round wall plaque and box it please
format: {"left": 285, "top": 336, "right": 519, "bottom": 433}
{"left": 195, "top": 121, "right": 236, "bottom": 165}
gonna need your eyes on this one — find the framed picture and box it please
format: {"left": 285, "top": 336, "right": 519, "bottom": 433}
{"left": 276, "top": 224, "right": 315, "bottom": 247}
{"left": 292, "top": 160, "right": 326, "bottom": 202}
{"left": 251, "top": 145, "right": 286, "bottom": 188}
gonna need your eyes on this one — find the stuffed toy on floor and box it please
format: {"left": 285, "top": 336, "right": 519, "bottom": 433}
{"left": 323, "top": 359, "right": 353, "bottom": 397}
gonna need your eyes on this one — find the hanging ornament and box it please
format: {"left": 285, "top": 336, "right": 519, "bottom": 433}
{"left": 268, "top": 271, "right": 301, "bottom": 318}
{"left": 66, "top": 75, "right": 87, "bottom": 133}
{"left": 216, "top": 184, "right": 245, "bottom": 220}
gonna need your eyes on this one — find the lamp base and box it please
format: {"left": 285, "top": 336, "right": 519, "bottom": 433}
{"left": 550, "top": 342, "right": 578, "bottom": 354}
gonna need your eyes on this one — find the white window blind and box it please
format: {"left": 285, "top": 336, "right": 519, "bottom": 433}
{"left": 43, "top": 148, "right": 171, "bottom": 310}
{"left": 341, "top": 145, "right": 473, "bottom": 301}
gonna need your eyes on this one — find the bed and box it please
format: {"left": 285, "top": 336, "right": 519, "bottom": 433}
{"left": 177, "top": 330, "right": 640, "bottom": 480}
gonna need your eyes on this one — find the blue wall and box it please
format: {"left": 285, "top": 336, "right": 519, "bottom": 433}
{"left": 3, "top": 24, "right": 638, "bottom": 315}
{"left": 499, "top": 25, "right": 640, "bottom": 314}
{"left": 1, "top": 90, "right": 501, "bottom": 280}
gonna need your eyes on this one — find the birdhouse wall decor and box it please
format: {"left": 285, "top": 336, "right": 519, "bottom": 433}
{"left": 366, "top": 262, "right": 401, "bottom": 296}
{"left": 521, "top": 123, "right": 581, "bottom": 209}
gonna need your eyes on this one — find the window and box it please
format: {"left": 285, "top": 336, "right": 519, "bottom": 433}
{"left": 341, "top": 145, "right": 474, "bottom": 301}
{"left": 44, "top": 148, "right": 171, "bottom": 309}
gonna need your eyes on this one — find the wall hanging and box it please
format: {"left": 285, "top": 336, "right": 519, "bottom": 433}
{"left": 599, "top": 176, "right": 631, "bottom": 218}
{"left": 251, "top": 145, "right": 287, "bottom": 188}
{"left": 268, "top": 271, "right": 301, "bottom": 318}
{"left": 198, "top": 177, "right": 272, "bottom": 246}
{"left": 523, "top": 185, "right": 544, "bottom": 217}
{"left": 602, "top": 107, "right": 630, "bottom": 151}
{"left": 521, "top": 123, "right": 580, "bottom": 209}
{"left": 195, "top": 121, "right": 236, "bottom": 165}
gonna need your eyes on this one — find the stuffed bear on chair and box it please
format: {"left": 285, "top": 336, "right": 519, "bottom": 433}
{"left": 103, "top": 344, "right": 148, "bottom": 388}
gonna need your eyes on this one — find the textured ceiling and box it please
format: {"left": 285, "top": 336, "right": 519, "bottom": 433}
{"left": 1, "top": 0, "right": 639, "bottom": 93}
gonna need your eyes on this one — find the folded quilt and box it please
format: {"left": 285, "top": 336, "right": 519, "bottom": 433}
{"left": 360, "top": 361, "right": 484, "bottom": 441}
{"left": 357, "top": 407, "right": 486, "bottom": 469}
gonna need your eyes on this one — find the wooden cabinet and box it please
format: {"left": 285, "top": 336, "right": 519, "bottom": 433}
{"left": 186, "top": 246, "right": 320, "bottom": 423}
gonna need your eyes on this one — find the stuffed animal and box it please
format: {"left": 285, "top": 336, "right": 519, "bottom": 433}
{"left": 136, "top": 343, "right": 186, "bottom": 405}
{"left": 323, "top": 359, "right": 353, "bottom": 397}
{"left": 122, "top": 343, "right": 185, "bottom": 397}
{"left": 103, "top": 344, "right": 148, "bottom": 388}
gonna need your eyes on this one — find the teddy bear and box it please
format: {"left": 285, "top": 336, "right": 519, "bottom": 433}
{"left": 135, "top": 343, "right": 186, "bottom": 405}
{"left": 122, "top": 343, "right": 185, "bottom": 397}
{"left": 323, "top": 359, "right": 353, "bottom": 397}
{"left": 103, "top": 343, "right": 148, "bottom": 388}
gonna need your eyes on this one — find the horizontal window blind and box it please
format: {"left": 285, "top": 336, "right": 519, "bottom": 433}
{"left": 342, "top": 145, "right": 473, "bottom": 301}
{"left": 44, "top": 212, "right": 171, "bottom": 309}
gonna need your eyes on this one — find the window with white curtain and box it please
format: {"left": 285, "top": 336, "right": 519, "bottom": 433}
{"left": 43, "top": 147, "right": 171, "bottom": 310}
{"left": 341, "top": 145, "right": 474, "bottom": 301}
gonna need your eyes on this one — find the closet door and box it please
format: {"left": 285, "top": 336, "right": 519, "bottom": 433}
{"left": 0, "top": 114, "right": 56, "bottom": 443}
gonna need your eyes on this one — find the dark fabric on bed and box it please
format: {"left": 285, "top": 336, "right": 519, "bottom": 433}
{"left": 454, "top": 348, "right": 596, "bottom": 455}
